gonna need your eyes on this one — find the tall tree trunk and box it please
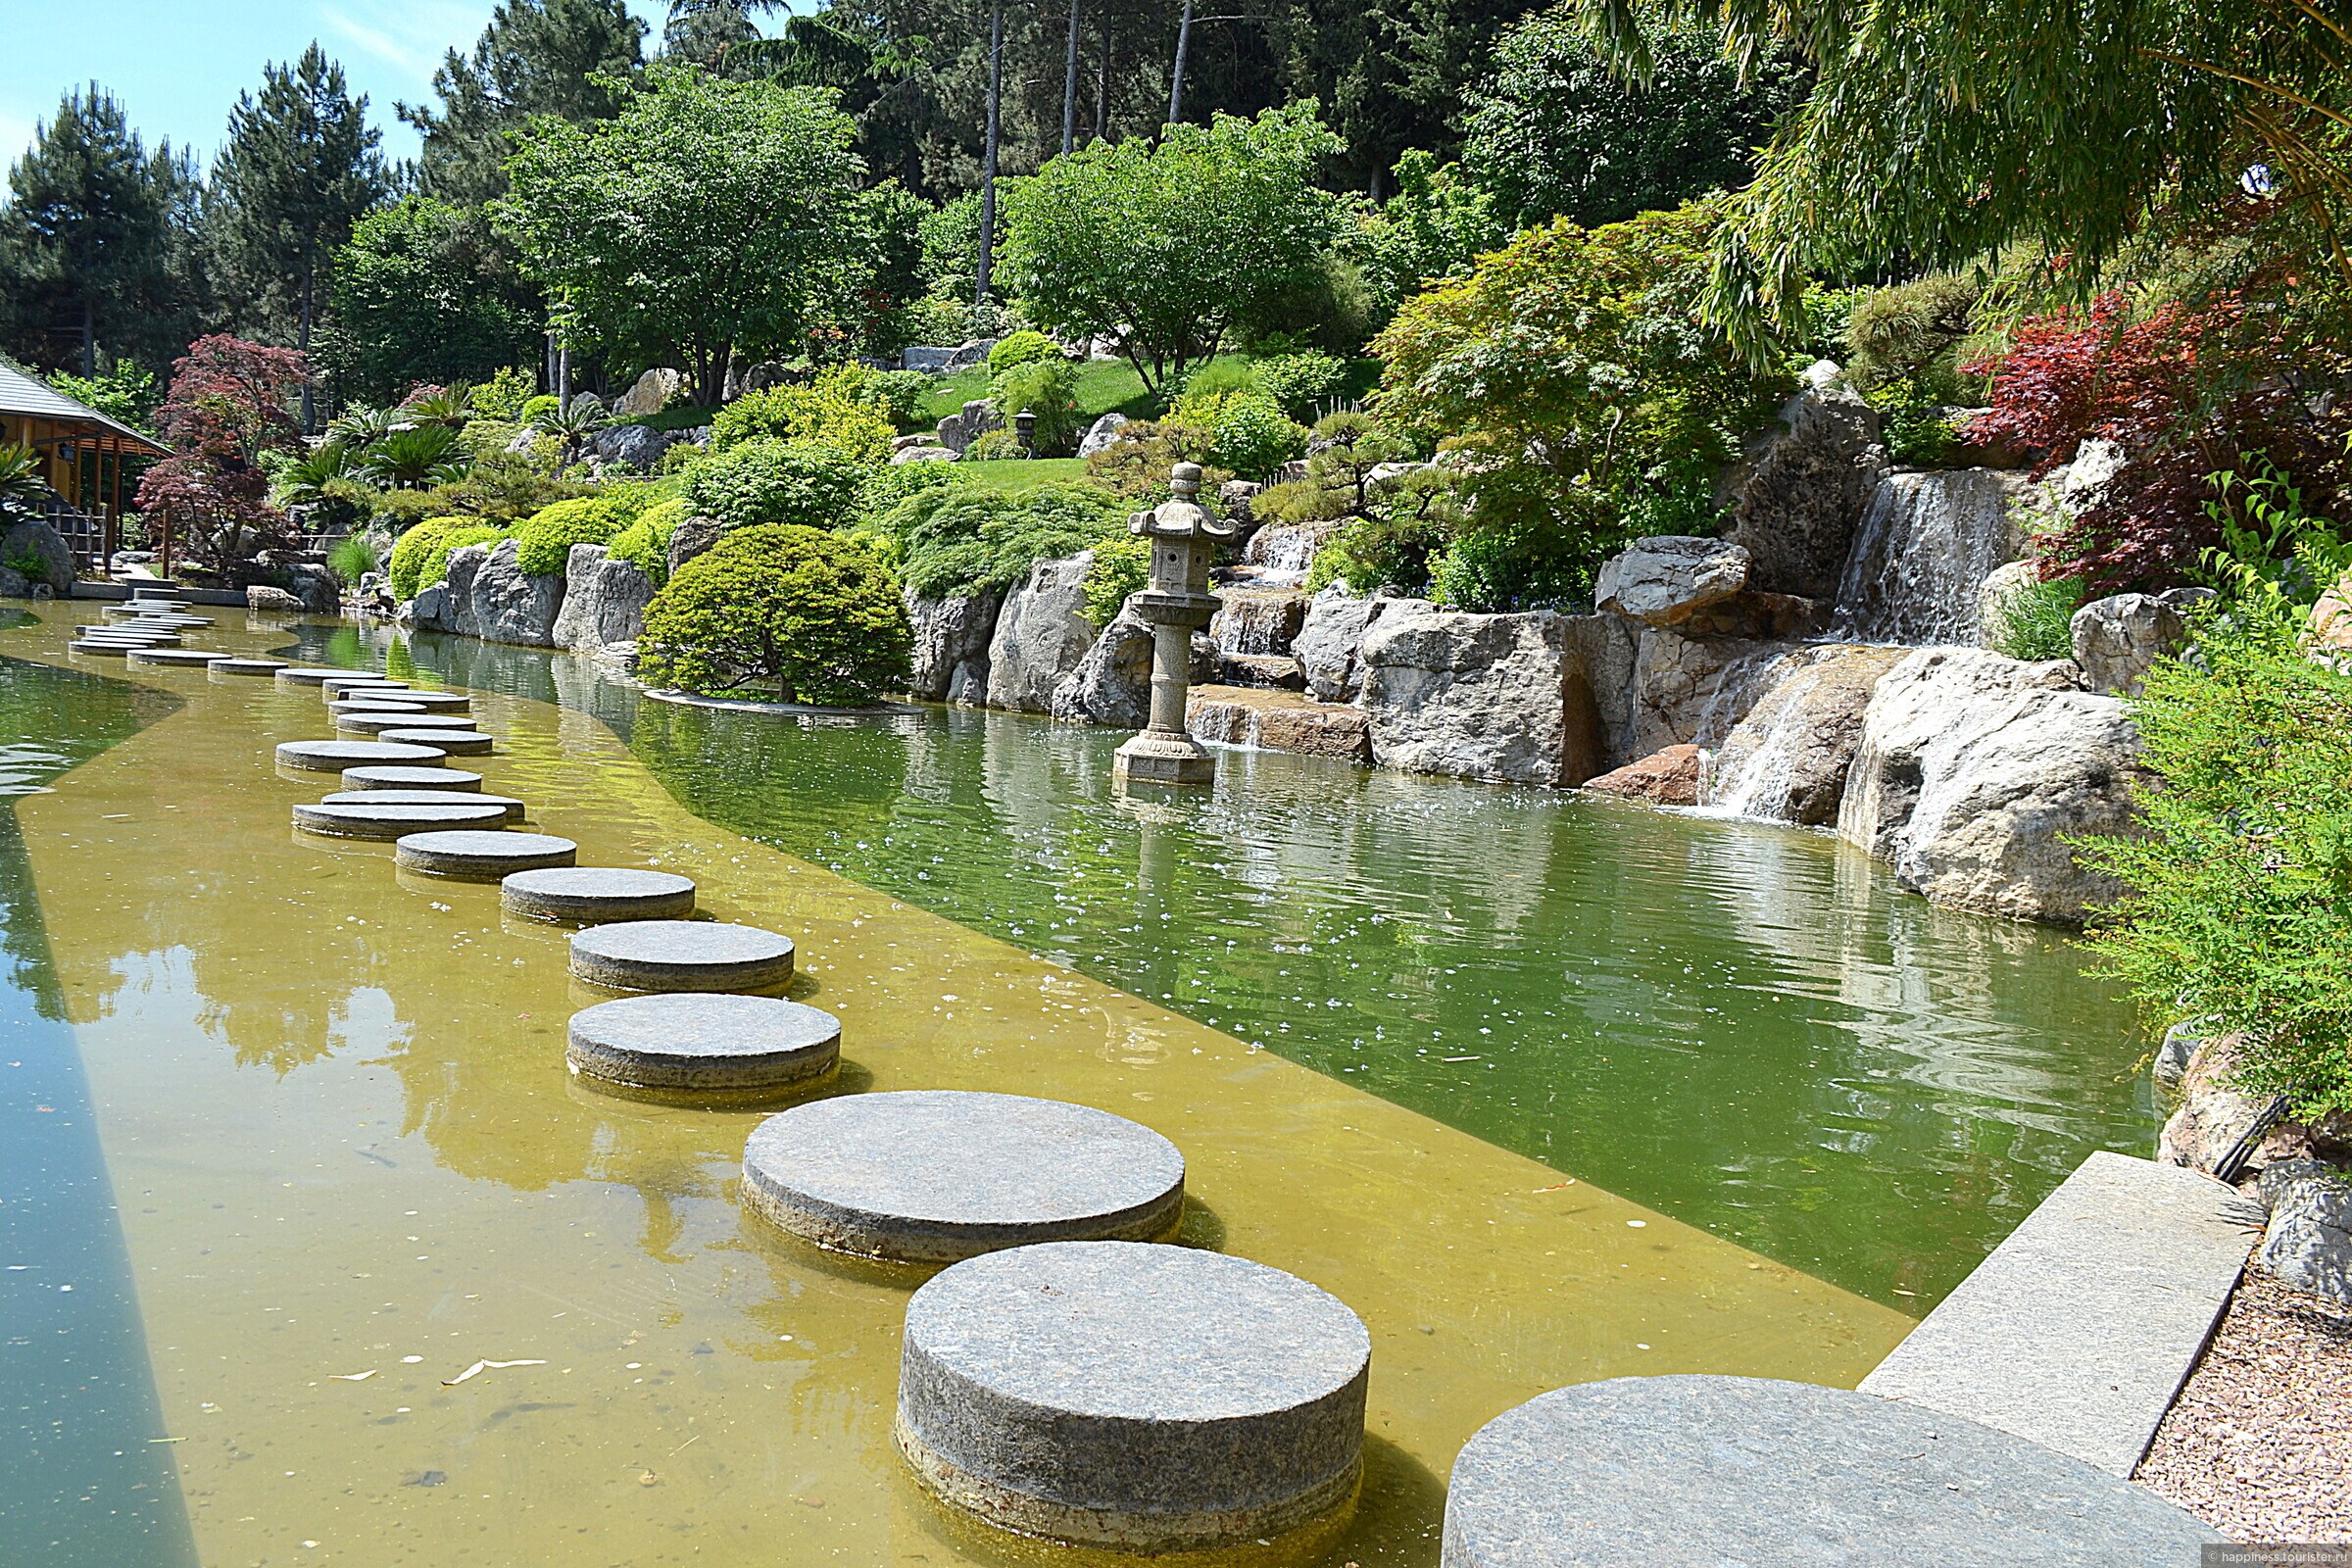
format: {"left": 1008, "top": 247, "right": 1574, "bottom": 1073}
{"left": 976, "top": 0, "right": 1004, "bottom": 306}
{"left": 1061, "top": 0, "right": 1082, "bottom": 155}
{"left": 1168, "top": 0, "right": 1195, "bottom": 124}
{"left": 298, "top": 267, "right": 316, "bottom": 434}
{"left": 80, "top": 298, "right": 93, "bottom": 379}
{"left": 1097, "top": 18, "right": 1110, "bottom": 142}
{"left": 557, "top": 345, "right": 571, "bottom": 414}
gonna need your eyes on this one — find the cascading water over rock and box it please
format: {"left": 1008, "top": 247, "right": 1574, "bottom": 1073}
{"left": 1832, "top": 469, "right": 2024, "bottom": 646}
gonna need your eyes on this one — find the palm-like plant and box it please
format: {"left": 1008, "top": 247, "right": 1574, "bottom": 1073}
{"left": 399, "top": 383, "right": 476, "bottom": 427}
{"left": 533, "top": 397, "right": 610, "bottom": 466}
{"left": 0, "top": 443, "right": 51, "bottom": 524}
{"left": 361, "top": 424, "right": 468, "bottom": 490}
{"left": 327, "top": 404, "right": 395, "bottom": 448}
{"left": 271, "top": 440, "right": 362, "bottom": 510}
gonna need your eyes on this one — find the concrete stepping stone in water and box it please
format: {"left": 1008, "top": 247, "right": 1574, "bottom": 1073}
{"left": 1438, "top": 1375, "right": 2221, "bottom": 1567}
{"left": 568, "top": 920, "right": 795, "bottom": 994}
{"left": 275, "top": 666, "right": 361, "bottom": 687}
{"left": 897, "top": 1242, "right": 1369, "bottom": 1552}
{"left": 335, "top": 710, "right": 477, "bottom": 735}
{"left": 378, "top": 691, "right": 470, "bottom": 711}
{"left": 502, "top": 867, "right": 696, "bottom": 923}
{"left": 210, "top": 658, "right": 289, "bottom": 676}
{"left": 395, "top": 830, "right": 575, "bottom": 881}
{"left": 321, "top": 790, "right": 525, "bottom": 823}
{"left": 275, "top": 739, "right": 449, "bottom": 771}
{"left": 294, "top": 800, "right": 511, "bottom": 840}
{"left": 328, "top": 698, "right": 426, "bottom": 718}
{"left": 341, "top": 764, "right": 482, "bottom": 792}
{"left": 321, "top": 677, "right": 407, "bottom": 699}
{"left": 125, "top": 649, "right": 233, "bottom": 667}
{"left": 742, "top": 1090, "right": 1185, "bottom": 1262}
{"left": 380, "top": 727, "right": 492, "bottom": 755}
{"left": 69, "top": 640, "right": 136, "bottom": 656}
{"left": 567, "top": 993, "right": 839, "bottom": 1092}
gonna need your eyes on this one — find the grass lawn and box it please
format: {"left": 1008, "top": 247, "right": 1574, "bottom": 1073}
{"left": 912, "top": 352, "right": 1379, "bottom": 428}
{"left": 950, "top": 458, "right": 1094, "bottom": 494}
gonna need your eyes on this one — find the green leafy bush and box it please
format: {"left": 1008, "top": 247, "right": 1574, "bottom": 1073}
{"left": 965, "top": 430, "right": 1029, "bottom": 461}
{"left": 710, "top": 385, "right": 897, "bottom": 466}
{"left": 1429, "top": 483, "right": 1601, "bottom": 610}
{"left": 815, "top": 363, "right": 929, "bottom": 429}
{"left": 610, "top": 498, "right": 691, "bottom": 588}
{"left": 1083, "top": 533, "right": 1150, "bottom": 625}
{"left": 1252, "top": 352, "right": 1348, "bottom": 421}
{"left": 1984, "top": 571, "right": 2082, "bottom": 662}
{"left": 987, "top": 330, "right": 1062, "bottom": 378}
{"left": 1167, "top": 387, "right": 1307, "bottom": 480}
{"left": 637, "top": 523, "right": 911, "bottom": 704}
{"left": 1844, "top": 273, "right": 1986, "bottom": 398}
{"left": 389, "top": 516, "right": 508, "bottom": 598}
{"left": 1869, "top": 377, "right": 1965, "bottom": 466}
{"left": 473, "top": 367, "right": 538, "bottom": 420}
{"left": 990, "top": 358, "right": 1083, "bottom": 453}
{"left": 514, "top": 496, "right": 626, "bottom": 575}
{"left": 326, "top": 533, "right": 383, "bottom": 586}
{"left": 683, "top": 438, "right": 871, "bottom": 531}
{"left": 867, "top": 481, "right": 1130, "bottom": 599}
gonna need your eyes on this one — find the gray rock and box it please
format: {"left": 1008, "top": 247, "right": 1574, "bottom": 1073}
{"left": 334, "top": 710, "right": 469, "bottom": 734}
{"left": 591, "top": 421, "right": 670, "bottom": 470}
{"left": 902, "top": 345, "right": 959, "bottom": 373}
{"left": 1859, "top": 1150, "right": 2258, "bottom": 1478}
{"left": 2071, "top": 587, "right": 2214, "bottom": 696}
{"left": 612, "top": 367, "right": 685, "bottom": 419}
{"left": 410, "top": 582, "right": 451, "bottom": 632}
{"left": 1719, "top": 361, "right": 1887, "bottom": 599}
{"left": 2154, "top": 1018, "right": 2207, "bottom": 1091}
{"left": 947, "top": 337, "right": 997, "bottom": 369}
{"left": 1557, "top": 612, "right": 1640, "bottom": 764}
{"left": 1699, "top": 645, "right": 1910, "bottom": 825}
{"left": 283, "top": 563, "right": 340, "bottom": 612}
{"left": 890, "top": 444, "right": 957, "bottom": 465}
{"left": 1838, "top": 648, "right": 2137, "bottom": 923}
{"left": 1628, "top": 627, "right": 1786, "bottom": 757}
{"left": 1293, "top": 588, "right": 1431, "bottom": 705}
{"left": 245, "top": 584, "right": 304, "bottom": 613}
{"left": 292, "top": 800, "right": 509, "bottom": 840}
{"left": 502, "top": 867, "right": 697, "bottom": 924}
{"left": 2257, "top": 1176, "right": 2352, "bottom": 1304}
{"left": 1593, "top": 536, "right": 1752, "bottom": 628}
{"left": 1077, "top": 412, "right": 1130, "bottom": 457}
{"left": 984, "top": 552, "right": 1098, "bottom": 713}
{"left": 341, "top": 765, "right": 483, "bottom": 791}
{"left": 1050, "top": 598, "right": 1153, "bottom": 727}
{"left": 1358, "top": 610, "right": 1607, "bottom": 787}
{"left": 568, "top": 993, "right": 839, "bottom": 1093}
{"left": 568, "top": 918, "right": 796, "bottom": 994}
{"left": 321, "top": 789, "right": 523, "bottom": 822}
{"left": 667, "top": 514, "right": 725, "bottom": 576}
{"left": 904, "top": 587, "right": 1002, "bottom": 702}
{"left": 0, "top": 519, "right": 73, "bottom": 594}
{"left": 1442, "top": 1374, "right": 2220, "bottom": 1567}
{"left": 393, "top": 830, "right": 575, "bottom": 882}
{"left": 935, "top": 399, "right": 1002, "bottom": 457}
{"left": 1212, "top": 587, "right": 1304, "bottom": 657}
{"left": 551, "top": 544, "right": 656, "bottom": 654}
{"left": 379, "top": 727, "right": 492, "bottom": 755}
{"left": 898, "top": 1242, "right": 1369, "bottom": 1551}
{"left": 742, "top": 1091, "right": 1185, "bottom": 1262}
{"left": 455, "top": 537, "right": 566, "bottom": 648}
{"left": 2159, "top": 1031, "right": 2282, "bottom": 1176}
{"left": 274, "top": 740, "right": 449, "bottom": 772}
{"left": 0, "top": 564, "right": 27, "bottom": 598}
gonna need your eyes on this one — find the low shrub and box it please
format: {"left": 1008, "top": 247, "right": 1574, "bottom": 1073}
{"left": 1084, "top": 421, "right": 1232, "bottom": 502}
{"left": 710, "top": 385, "right": 897, "bottom": 466}
{"left": 986, "top": 330, "right": 1061, "bottom": 378}
{"left": 816, "top": 363, "right": 929, "bottom": 429}
{"left": 965, "top": 429, "right": 1029, "bottom": 462}
{"left": 990, "top": 358, "right": 1083, "bottom": 453}
{"left": 683, "top": 438, "right": 871, "bottom": 531}
{"left": 389, "top": 515, "right": 508, "bottom": 598}
{"left": 1083, "top": 533, "right": 1150, "bottom": 625}
{"left": 610, "top": 497, "right": 691, "bottom": 587}
{"left": 514, "top": 495, "right": 625, "bottom": 575}
{"left": 1985, "top": 570, "right": 2082, "bottom": 662}
{"left": 637, "top": 522, "right": 911, "bottom": 704}
{"left": 325, "top": 533, "right": 382, "bottom": 586}
{"left": 1167, "top": 386, "right": 1307, "bottom": 480}
{"left": 1252, "top": 351, "right": 1348, "bottom": 421}
{"left": 867, "top": 480, "right": 1130, "bottom": 599}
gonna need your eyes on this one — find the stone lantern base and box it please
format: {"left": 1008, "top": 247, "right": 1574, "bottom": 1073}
{"left": 1112, "top": 729, "right": 1217, "bottom": 788}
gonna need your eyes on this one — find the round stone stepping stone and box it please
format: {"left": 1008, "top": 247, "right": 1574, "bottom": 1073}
{"left": 568, "top": 920, "right": 795, "bottom": 994}
{"left": 1439, "top": 1376, "right": 2221, "bottom": 1568}
{"left": 381, "top": 726, "right": 491, "bottom": 755}
{"left": 744, "top": 1091, "right": 1184, "bottom": 1263}
{"left": 69, "top": 640, "right": 133, "bottom": 656}
{"left": 81, "top": 634, "right": 174, "bottom": 647}
{"left": 294, "top": 799, "right": 510, "bottom": 839}
{"left": 567, "top": 994, "right": 838, "bottom": 1092}
{"left": 341, "top": 764, "right": 481, "bottom": 792}
{"left": 897, "top": 1242, "right": 1369, "bottom": 1551}
{"left": 275, "top": 739, "right": 448, "bottom": 771}
{"left": 125, "top": 648, "right": 232, "bottom": 667}
{"left": 334, "top": 710, "right": 475, "bottom": 734}
{"left": 275, "top": 666, "right": 358, "bottom": 686}
{"left": 210, "top": 658, "right": 289, "bottom": 676}
{"left": 132, "top": 613, "right": 210, "bottom": 627}
{"left": 376, "top": 690, "right": 469, "bottom": 711}
{"left": 322, "top": 788, "right": 521, "bottom": 822}
{"left": 321, "top": 676, "right": 406, "bottom": 698}
{"left": 502, "top": 867, "right": 696, "bottom": 924}
{"left": 327, "top": 700, "right": 426, "bottom": 719}
{"left": 395, "top": 830, "right": 575, "bottom": 881}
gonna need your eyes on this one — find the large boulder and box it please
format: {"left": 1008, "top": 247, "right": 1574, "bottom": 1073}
{"left": 935, "top": 399, "right": 1002, "bottom": 457}
{"left": 1358, "top": 610, "right": 1606, "bottom": 787}
{"left": 410, "top": 582, "right": 451, "bottom": 632}
{"left": 0, "top": 519, "right": 73, "bottom": 594}
{"left": 551, "top": 543, "right": 656, "bottom": 653}
{"left": 1594, "top": 536, "right": 1751, "bottom": 628}
{"left": 1582, "top": 744, "right": 1702, "bottom": 807}
{"left": 1187, "top": 686, "right": 1372, "bottom": 762}
{"left": 1293, "top": 589, "right": 1433, "bottom": 704}
{"left": 984, "top": 553, "right": 1097, "bottom": 712}
{"left": 612, "top": 368, "right": 685, "bottom": 419}
{"left": 2071, "top": 587, "right": 2213, "bottom": 696}
{"left": 1838, "top": 648, "right": 2138, "bottom": 922}
{"left": 2256, "top": 1170, "right": 2352, "bottom": 1305}
{"left": 892, "top": 444, "right": 957, "bottom": 466}
{"left": 1212, "top": 588, "right": 1306, "bottom": 657}
{"left": 1719, "top": 362, "right": 1886, "bottom": 599}
{"left": 905, "top": 587, "right": 1003, "bottom": 703}
{"left": 1628, "top": 628, "right": 1786, "bottom": 757}
{"left": 592, "top": 421, "right": 671, "bottom": 470}
{"left": 1699, "top": 645, "right": 1910, "bottom": 825}
{"left": 667, "top": 514, "right": 725, "bottom": 577}
{"left": 1051, "top": 599, "right": 1155, "bottom": 727}
{"left": 453, "top": 537, "right": 566, "bottom": 648}
{"left": 246, "top": 584, "right": 304, "bottom": 612}
{"left": 1077, "top": 413, "right": 1130, "bottom": 457}
{"left": 1558, "top": 612, "right": 1640, "bottom": 764}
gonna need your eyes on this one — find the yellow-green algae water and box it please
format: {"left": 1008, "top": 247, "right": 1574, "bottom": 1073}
{"left": 1, "top": 606, "right": 2047, "bottom": 1567}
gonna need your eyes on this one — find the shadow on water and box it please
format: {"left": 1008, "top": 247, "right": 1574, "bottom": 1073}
{"left": 0, "top": 650, "right": 199, "bottom": 1568}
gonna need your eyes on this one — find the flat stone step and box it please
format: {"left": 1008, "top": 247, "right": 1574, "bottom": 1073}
{"left": 898, "top": 1242, "right": 1369, "bottom": 1551}
{"left": 381, "top": 726, "right": 492, "bottom": 755}
{"left": 275, "top": 666, "right": 359, "bottom": 686}
{"left": 327, "top": 699, "right": 427, "bottom": 718}
{"left": 321, "top": 676, "right": 407, "bottom": 698}
{"left": 210, "top": 658, "right": 289, "bottom": 676}
{"left": 374, "top": 691, "right": 469, "bottom": 712}
{"left": 322, "top": 789, "right": 524, "bottom": 823}
{"left": 1441, "top": 1375, "right": 2220, "bottom": 1567}
{"left": 294, "top": 800, "right": 510, "bottom": 839}
{"left": 567, "top": 993, "right": 839, "bottom": 1092}
{"left": 70, "top": 641, "right": 134, "bottom": 656}
{"left": 395, "top": 830, "right": 575, "bottom": 880}
{"left": 123, "top": 613, "right": 210, "bottom": 627}
{"left": 275, "top": 739, "right": 449, "bottom": 771}
{"left": 502, "top": 867, "right": 696, "bottom": 923}
{"left": 125, "top": 649, "right": 233, "bottom": 666}
{"left": 334, "top": 710, "right": 477, "bottom": 735}
{"left": 75, "top": 625, "right": 179, "bottom": 641}
{"left": 78, "top": 634, "right": 175, "bottom": 647}
{"left": 568, "top": 919, "right": 795, "bottom": 994}
{"left": 341, "top": 764, "right": 482, "bottom": 792}
{"left": 743, "top": 1090, "right": 1185, "bottom": 1263}
{"left": 1859, "top": 1151, "right": 2258, "bottom": 1477}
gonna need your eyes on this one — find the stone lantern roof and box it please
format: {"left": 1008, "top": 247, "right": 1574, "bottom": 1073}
{"left": 1129, "top": 464, "right": 1238, "bottom": 542}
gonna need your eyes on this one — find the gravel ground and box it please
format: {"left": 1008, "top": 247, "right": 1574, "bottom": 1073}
{"left": 2137, "top": 1263, "right": 2352, "bottom": 1541}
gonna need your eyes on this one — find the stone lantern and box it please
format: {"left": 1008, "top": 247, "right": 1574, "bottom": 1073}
{"left": 1112, "top": 463, "right": 1236, "bottom": 788}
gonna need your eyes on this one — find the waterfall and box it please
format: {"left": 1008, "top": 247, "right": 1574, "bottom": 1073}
{"left": 1214, "top": 590, "right": 1305, "bottom": 657}
{"left": 1240, "top": 525, "right": 1327, "bottom": 588}
{"left": 1833, "top": 469, "right": 2021, "bottom": 645}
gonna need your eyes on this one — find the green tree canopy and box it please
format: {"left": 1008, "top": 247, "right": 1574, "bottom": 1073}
{"left": 494, "top": 67, "right": 869, "bottom": 406}
{"left": 1000, "top": 102, "right": 1345, "bottom": 395}
{"left": 321, "top": 196, "right": 543, "bottom": 403}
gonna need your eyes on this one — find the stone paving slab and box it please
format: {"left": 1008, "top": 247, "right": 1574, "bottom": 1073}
{"left": 502, "top": 867, "right": 696, "bottom": 923}
{"left": 568, "top": 919, "right": 795, "bottom": 993}
{"left": 340, "top": 765, "right": 482, "bottom": 791}
{"left": 210, "top": 658, "right": 288, "bottom": 676}
{"left": 321, "top": 789, "right": 525, "bottom": 823}
{"left": 567, "top": 993, "right": 839, "bottom": 1091}
{"left": 274, "top": 666, "right": 356, "bottom": 686}
{"left": 1859, "top": 1150, "right": 2261, "bottom": 1476}
{"left": 125, "top": 649, "right": 233, "bottom": 666}
{"left": 275, "top": 740, "right": 448, "bottom": 771}
{"left": 381, "top": 727, "right": 493, "bottom": 755}
{"left": 1440, "top": 1375, "right": 2220, "bottom": 1567}
{"left": 395, "top": 830, "right": 575, "bottom": 880}
{"left": 293, "top": 800, "right": 510, "bottom": 839}
{"left": 334, "top": 710, "right": 476, "bottom": 734}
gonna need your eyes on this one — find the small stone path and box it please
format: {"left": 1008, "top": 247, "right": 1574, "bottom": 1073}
{"left": 501, "top": 867, "right": 696, "bottom": 923}
{"left": 568, "top": 919, "right": 795, "bottom": 993}
{"left": 394, "top": 829, "right": 575, "bottom": 880}
{"left": 567, "top": 994, "right": 839, "bottom": 1093}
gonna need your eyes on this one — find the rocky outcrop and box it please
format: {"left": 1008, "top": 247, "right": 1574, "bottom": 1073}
{"left": 2072, "top": 588, "right": 2213, "bottom": 696}
{"left": 1558, "top": 612, "right": 1640, "bottom": 764}
{"left": 1594, "top": 536, "right": 1751, "bottom": 627}
{"left": 1358, "top": 610, "right": 1606, "bottom": 787}
{"left": 1078, "top": 413, "right": 1130, "bottom": 457}
{"left": 1051, "top": 599, "right": 1153, "bottom": 727}
{"left": 1720, "top": 362, "right": 1886, "bottom": 599}
{"left": 591, "top": 422, "right": 671, "bottom": 470}
{"left": 246, "top": 584, "right": 304, "bottom": 612}
{"left": 1188, "top": 685, "right": 1372, "bottom": 762}
{"left": 612, "top": 368, "right": 685, "bottom": 419}
{"left": 551, "top": 544, "right": 656, "bottom": 654}
{"left": 983, "top": 552, "right": 1097, "bottom": 712}
{"left": 1238, "top": 523, "right": 1334, "bottom": 588}
{"left": 935, "top": 400, "right": 1002, "bottom": 457}
{"left": 667, "top": 515, "right": 725, "bottom": 577}
{"left": 892, "top": 444, "right": 957, "bottom": 465}
{"left": 451, "top": 537, "right": 566, "bottom": 648}
{"left": 1700, "top": 645, "right": 1910, "bottom": 825}
{"left": 1, "top": 519, "right": 73, "bottom": 594}
{"left": 1293, "top": 589, "right": 1432, "bottom": 705}
{"left": 410, "top": 582, "right": 451, "bottom": 631}
{"left": 2256, "top": 1167, "right": 2352, "bottom": 1305}
{"left": 2159, "top": 1032, "right": 2352, "bottom": 1177}
{"left": 905, "top": 587, "right": 1002, "bottom": 703}
{"left": 1628, "top": 628, "right": 1785, "bottom": 757}
{"left": 1213, "top": 589, "right": 1306, "bottom": 657}
{"left": 1838, "top": 649, "right": 2139, "bottom": 922}
{"left": 1582, "top": 745, "right": 1702, "bottom": 806}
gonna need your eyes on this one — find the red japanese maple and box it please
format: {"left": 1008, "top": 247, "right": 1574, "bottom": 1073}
{"left": 133, "top": 335, "right": 310, "bottom": 571}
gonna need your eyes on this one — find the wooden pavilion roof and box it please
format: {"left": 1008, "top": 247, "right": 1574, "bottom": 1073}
{"left": 0, "top": 359, "right": 169, "bottom": 456}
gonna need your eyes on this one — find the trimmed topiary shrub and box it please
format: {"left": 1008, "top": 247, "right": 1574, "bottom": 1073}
{"left": 637, "top": 522, "right": 911, "bottom": 704}
{"left": 864, "top": 480, "right": 1131, "bottom": 600}
{"left": 986, "top": 330, "right": 1061, "bottom": 378}
{"left": 710, "top": 385, "right": 897, "bottom": 466}
{"left": 514, "top": 496, "right": 625, "bottom": 575}
{"left": 682, "top": 438, "right": 871, "bottom": 532}
{"left": 610, "top": 497, "right": 691, "bottom": 588}
{"left": 390, "top": 515, "right": 509, "bottom": 599}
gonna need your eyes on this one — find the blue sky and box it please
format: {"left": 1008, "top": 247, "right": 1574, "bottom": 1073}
{"left": 0, "top": 0, "right": 676, "bottom": 175}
